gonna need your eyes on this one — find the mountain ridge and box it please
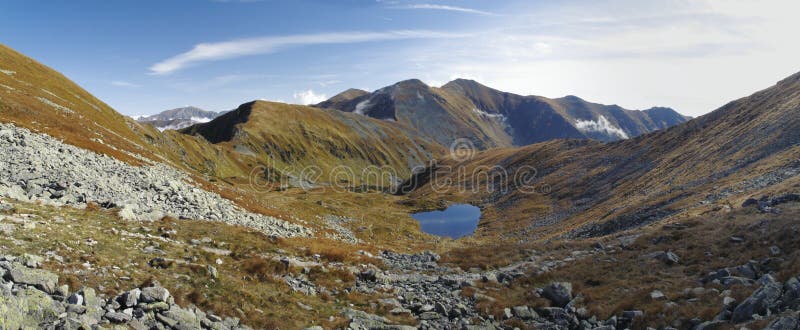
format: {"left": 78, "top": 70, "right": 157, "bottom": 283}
{"left": 316, "top": 78, "right": 689, "bottom": 147}
{"left": 400, "top": 70, "right": 800, "bottom": 240}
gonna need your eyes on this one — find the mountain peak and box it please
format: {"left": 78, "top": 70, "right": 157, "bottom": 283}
{"left": 135, "top": 105, "right": 224, "bottom": 131}
{"left": 392, "top": 78, "right": 429, "bottom": 89}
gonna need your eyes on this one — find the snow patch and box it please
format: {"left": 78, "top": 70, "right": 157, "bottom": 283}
{"left": 354, "top": 99, "right": 372, "bottom": 115}
{"left": 0, "top": 84, "right": 15, "bottom": 91}
{"left": 189, "top": 116, "right": 213, "bottom": 123}
{"left": 472, "top": 108, "right": 506, "bottom": 121}
{"left": 574, "top": 115, "right": 629, "bottom": 139}
{"left": 0, "top": 69, "right": 15, "bottom": 76}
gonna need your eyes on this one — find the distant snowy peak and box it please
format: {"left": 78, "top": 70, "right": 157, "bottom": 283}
{"left": 135, "top": 106, "right": 226, "bottom": 131}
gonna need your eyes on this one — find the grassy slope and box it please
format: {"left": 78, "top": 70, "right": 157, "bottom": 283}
{"left": 441, "top": 201, "right": 800, "bottom": 329}
{"left": 0, "top": 197, "right": 426, "bottom": 329}
{"left": 181, "top": 100, "right": 445, "bottom": 186}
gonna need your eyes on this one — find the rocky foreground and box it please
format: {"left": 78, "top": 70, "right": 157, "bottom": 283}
{"left": 0, "top": 254, "right": 251, "bottom": 329}
{"left": 342, "top": 250, "right": 800, "bottom": 330}
{"left": 0, "top": 123, "right": 310, "bottom": 238}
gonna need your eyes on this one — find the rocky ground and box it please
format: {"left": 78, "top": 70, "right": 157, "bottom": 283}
{"left": 0, "top": 123, "right": 310, "bottom": 238}
{"left": 0, "top": 253, "right": 251, "bottom": 329}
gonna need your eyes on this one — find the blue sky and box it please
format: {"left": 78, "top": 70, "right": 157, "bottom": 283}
{"left": 2, "top": 0, "right": 798, "bottom": 117}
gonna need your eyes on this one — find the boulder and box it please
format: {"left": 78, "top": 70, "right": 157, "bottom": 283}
{"left": 541, "top": 282, "right": 573, "bottom": 307}
{"left": 20, "top": 254, "right": 43, "bottom": 268}
{"left": 731, "top": 281, "right": 783, "bottom": 323}
{"left": 782, "top": 277, "right": 800, "bottom": 310}
{"left": 650, "top": 290, "right": 666, "bottom": 300}
{"left": 67, "top": 292, "right": 84, "bottom": 305}
{"left": 121, "top": 288, "right": 141, "bottom": 307}
{"left": 640, "top": 251, "right": 679, "bottom": 265}
{"left": 104, "top": 311, "right": 132, "bottom": 323}
{"left": 6, "top": 263, "right": 59, "bottom": 294}
{"left": 140, "top": 286, "right": 170, "bottom": 303}
{"left": 162, "top": 305, "right": 202, "bottom": 329}
{"left": 765, "top": 315, "right": 799, "bottom": 330}
{"left": 511, "top": 306, "right": 535, "bottom": 320}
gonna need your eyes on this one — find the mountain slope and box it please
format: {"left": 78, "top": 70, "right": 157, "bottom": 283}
{"left": 402, "top": 72, "right": 800, "bottom": 240}
{"left": 316, "top": 79, "right": 689, "bottom": 148}
{"left": 136, "top": 106, "right": 224, "bottom": 131}
{"left": 181, "top": 100, "right": 445, "bottom": 186}
{"left": 316, "top": 79, "right": 516, "bottom": 149}
{"left": 315, "top": 88, "right": 369, "bottom": 110}
{"left": 0, "top": 43, "right": 157, "bottom": 165}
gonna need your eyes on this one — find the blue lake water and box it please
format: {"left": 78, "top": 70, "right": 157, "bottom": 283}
{"left": 411, "top": 204, "right": 481, "bottom": 239}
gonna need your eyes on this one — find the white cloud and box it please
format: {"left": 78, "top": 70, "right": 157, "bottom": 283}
{"left": 574, "top": 116, "right": 629, "bottom": 139}
{"left": 382, "top": 0, "right": 800, "bottom": 116}
{"left": 393, "top": 4, "right": 498, "bottom": 16}
{"left": 292, "top": 90, "right": 327, "bottom": 105}
{"left": 111, "top": 81, "right": 140, "bottom": 88}
{"left": 150, "top": 30, "right": 462, "bottom": 75}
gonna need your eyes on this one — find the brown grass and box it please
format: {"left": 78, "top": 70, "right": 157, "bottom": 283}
{"left": 470, "top": 202, "right": 800, "bottom": 329}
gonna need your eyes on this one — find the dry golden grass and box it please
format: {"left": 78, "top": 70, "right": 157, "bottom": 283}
{"left": 469, "top": 202, "right": 800, "bottom": 329}
{"left": 0, "top": 197, "right": 411, "bottom": 329}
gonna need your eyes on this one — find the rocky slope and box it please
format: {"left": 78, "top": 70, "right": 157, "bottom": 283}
{"left": 135, "top": 106, "right": 224, "bottom": 131}
{"left": 316, "top": 79, "right": 688, "bottom": 148}
{"left": 0, "top": 122, "right": 310, "bottom": 237}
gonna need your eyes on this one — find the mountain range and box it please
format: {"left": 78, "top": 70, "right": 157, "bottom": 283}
{"left": 315, "top": 79, "right": 689, "bottom": 148}
{"left": 400, "top": 71, "right": 800, "bottom": 240}
{"left": 1, "top": 41, "right": 799, "bottom": 329}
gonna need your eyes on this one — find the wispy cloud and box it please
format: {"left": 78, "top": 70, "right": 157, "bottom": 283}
{"left": 392, "top": 4, "right": 497, "bottom": 16}
{"left": 150, "top": 30, "right": 462, "bottom": 75}
{"left": 292, "top": 89, "right": 327, "bottom": 105}
{"left": 111, "top": 81, "right": 140, "bottom": 88}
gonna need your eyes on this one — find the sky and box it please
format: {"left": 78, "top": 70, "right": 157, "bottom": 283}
{"left": 1, "top": 0, "right": 799, "bottom": 117}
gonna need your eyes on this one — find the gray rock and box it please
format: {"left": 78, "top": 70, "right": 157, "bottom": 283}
{"left": 511, "top": 306, "right": 535, "bottom": 320}
{"left": 162, "top": 305, "right": 201, "bottom": 329}
{"left": 121, "top": 288, "right": 141, "bottom": 307}
{"left": 693, "top": 320, "right": 726, "bottom": 330}
{"left": 6, "top": 262, "right": 59, "bottom": 294}
{"left": 731, "top": 281, "right": 783, "bottom": 323}
{"left": 65, "top": 304, "right": 86, "bottom": 314}
{"left": 433, "top": 302, "right": 448, "bottom": 316}
{"left": 140, "top": 286, "right": 170, "bottom": 303}
{"left": 419, "top": 311, "right": 440, "bottom": 320}
{"left": 105, "top": 311, "right": 132, "bottom": 323}
{"left": 641, "top": 251, "right": 680, "bottom": 265}
{"left": 650, "top": 290, "right": 666, "bottom": 300}
{"left": 67, "top": 292, "right": 83, "bottom": 305}
{"left": 765, "top": 315, "right": 799, "bottom": 330}
{"left": 784, "top": 277, "right": 800, "bottom": 310}
{"left": 541, "top": 282, "right": 573, "bottom": 307}
{"left": 20, "top": 254, "right": 43, "bottom": 268}
{"left": 502, "top": 308, "right": 513, "bottom": 320}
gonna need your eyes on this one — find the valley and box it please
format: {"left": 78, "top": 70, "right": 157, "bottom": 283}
{"left": 0, "top": 37, "right": 799, "bottom": 330}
